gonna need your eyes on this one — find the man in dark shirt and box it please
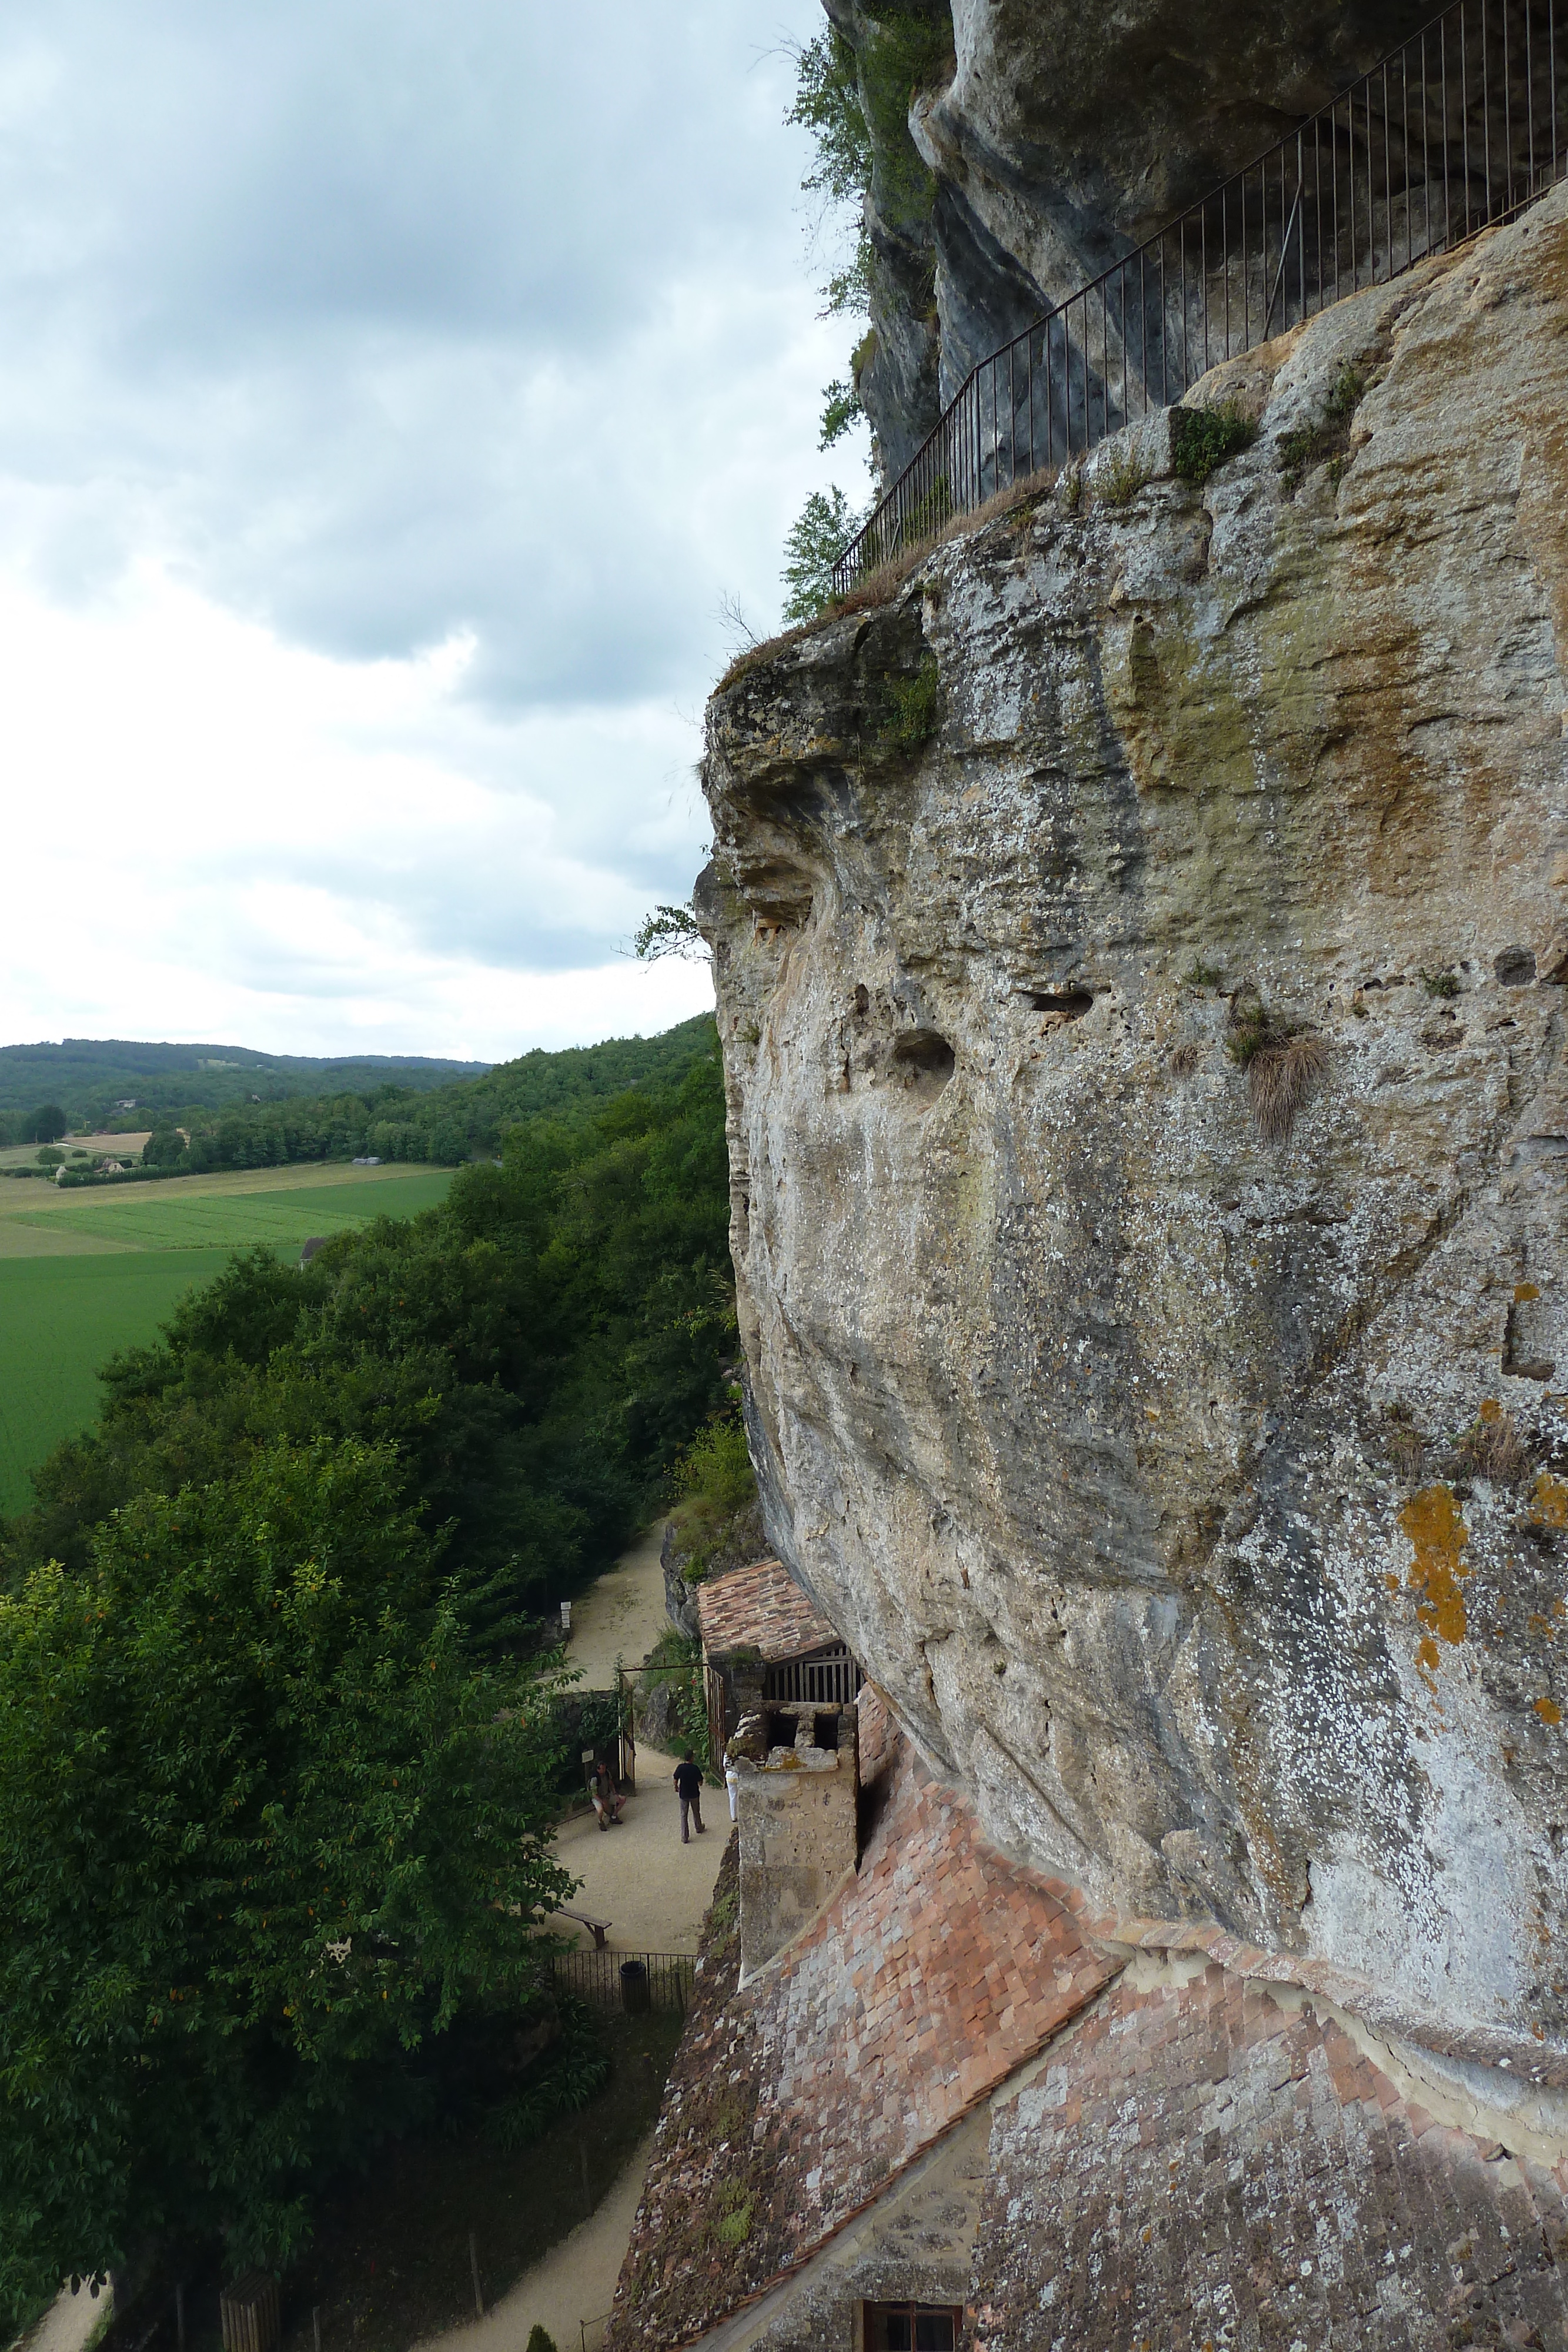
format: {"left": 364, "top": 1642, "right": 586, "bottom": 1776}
{"left": 673, "top": 1750, "right": 706, "bottom": 1843}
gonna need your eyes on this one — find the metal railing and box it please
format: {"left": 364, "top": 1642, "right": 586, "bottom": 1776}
{"left": 831, "top": 0, "right": 1566, "bottom": 594}
{"left": 763, "top": 1646, "right": 863, "bottom": 1706}
{"left": 553, "top": 1945, "right": 696, "bottom": 2014}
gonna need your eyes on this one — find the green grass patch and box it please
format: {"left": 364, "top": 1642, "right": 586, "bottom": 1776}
{"left": 9, "top": 1169, "right": 450, "bottom": 1255}
{"left": 0, "top": 1250, "right": 222, "bottom": 1514}
{"left": 1276, "top": 362, "right": 1363, "bottom": 493}
{"left": 0, "top": 1170, "right": 452, "bottom": 1511}
{"left": 878, "top": 655, "right": 941, "bottom": 754}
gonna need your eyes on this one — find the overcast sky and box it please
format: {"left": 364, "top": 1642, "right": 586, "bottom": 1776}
{"left": 0, "top": 0, "right": 865, "bottom": 1062}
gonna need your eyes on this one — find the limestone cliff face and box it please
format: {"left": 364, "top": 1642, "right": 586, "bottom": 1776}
{"left": 701, "top": 189, "right": 1568, "bottom": 2054}
{"left": 842, "top": 0, "right": 1430, "bottom": 473}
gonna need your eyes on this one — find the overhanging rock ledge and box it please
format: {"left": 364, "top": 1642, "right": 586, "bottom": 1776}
{"left": 698, "top": 185, "right": 1568, "bottom": 2066}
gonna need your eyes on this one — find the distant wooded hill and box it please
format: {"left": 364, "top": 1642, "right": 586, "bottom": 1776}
{"left": 0, "top": 1015, "right": 720, "bottom": 1167}
{"left": 0, "top": 1038, "right": 489, "bottom": 1127}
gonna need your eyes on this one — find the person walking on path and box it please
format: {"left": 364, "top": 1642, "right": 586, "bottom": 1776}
{"left": 724, "top": 1748, "right": 740, "bottom": 1823}
{"left": 674, "top": 1750, "right": 706, "bottom": 1843}
{"left": 591, "top": 1760, "right": 624, "bottom": 1830}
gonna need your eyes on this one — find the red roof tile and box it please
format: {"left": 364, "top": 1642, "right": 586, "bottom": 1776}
{"left": 693, "top": 1555, "right": 840, "bottom": 1663}
{"left": 607, "top": 1740, "right": 1119, "bottom": 2350}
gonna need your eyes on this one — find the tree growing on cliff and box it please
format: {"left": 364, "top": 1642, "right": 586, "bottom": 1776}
{"left": 781, "top": 486, "right": 864, "bottom": 623}
{"left": 633, "top": 903, "right": 706, "bottom": 962}
{"left": 0, "top": 1439, "right": 573, "bottom": 2316}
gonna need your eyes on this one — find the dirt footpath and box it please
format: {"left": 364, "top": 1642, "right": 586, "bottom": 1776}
{"left": 416, "top": 2132, "right": 654, "bottom": 2352}
{"left": 13, "top": 2281, "right": 109, "bottom": 2352}
{"left": 549, "top": 1521, "right": 727, "bottom": 1956}
{"left": 549, "top": 1745, "right": 726, "bottom": 1955}
{"left": 560, "top": 1522, "right": 673, "bottom": 1686}
{"left": 421, "top": 1528, "right": 726, "bottom": 2352}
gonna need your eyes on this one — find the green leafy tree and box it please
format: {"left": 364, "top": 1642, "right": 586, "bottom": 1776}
{"left": 0, "top": 1439, "right": 573, "bottom": 2314}
{"left": 786, "top": 26, "right": 872, "bottom": 210}
{"left": 142, "top": 1128, "right": 188, "bottom": 1168}
{"left": 33, "top": 1147, "right": 65, "bottom": 1170}
{"left": 633, "top": 904, "right": 706, "bottom": 963}
{"left": 781, "top": 487, "right": 863, "bottom": 623}
{"left": 25, "top": 1105, "right": 66, "bottom": 1145}
{"left": 819, "top": 376, "right": 864, "bottom": 450}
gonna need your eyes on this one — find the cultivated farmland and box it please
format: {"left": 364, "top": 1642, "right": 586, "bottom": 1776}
{"left": 0, "top": 1161, "right": 452, "bottom": 1514}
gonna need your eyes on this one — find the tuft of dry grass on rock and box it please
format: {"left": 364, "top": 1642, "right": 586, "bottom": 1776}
{"left": 1099, "top": 446, "right": 1153, "bottom": 506}
{"left": 1457, "top": 1405, "right": 1530, "bottom": 1486}
{"left": 1246, "top": 1033, "right": 1329, "bottom": 1142}
{"left": 1169, "top": 1041, "right": 1201, "bottom": 1077}
{"left": 714, "top": 467, "right": 1061, "bottom": 693}
{"left": 713, "top": 616, "right": 824, "bottom": 694}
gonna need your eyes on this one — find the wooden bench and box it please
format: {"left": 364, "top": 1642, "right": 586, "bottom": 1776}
{"left": 560, "top": 1905, "right": 612, "bottom": 1950}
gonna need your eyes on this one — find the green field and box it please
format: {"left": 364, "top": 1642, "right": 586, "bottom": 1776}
{"left": 0, "top": 1162, "right": 452, "bottom": 1516}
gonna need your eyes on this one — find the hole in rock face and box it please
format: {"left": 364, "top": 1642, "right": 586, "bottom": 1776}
{"left": 854, "top": 983, "right": 870, "bottom": 1019}
{"left": 1025, "top": 989, "right": 1094, "bottom": 1018}
{"left": 889, "top": 1030, "right": 956, "bottom": 1102}
{"left": 1495, "top": 946, "right": 1537, "bottom": 987}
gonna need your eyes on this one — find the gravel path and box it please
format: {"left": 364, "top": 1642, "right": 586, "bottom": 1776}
{"left": 417, "top": 1527, "right": 723, "bottom": 2352}
{"left": 546, "top": 1522, "right": 726, "bottom": 1956}
{"left": 12, "top": 2281, "right": 109, "bottom": 2352}
{"left": 414, "top": 2132, "right": 654, "bottom": 2352}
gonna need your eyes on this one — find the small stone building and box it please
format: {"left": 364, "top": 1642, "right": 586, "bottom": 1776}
{"left": 694, "top": 1556, "right": 862, "bottom": 1763}
{"left": 607, "top": 1698, "right": 1568, "bottom": 2352}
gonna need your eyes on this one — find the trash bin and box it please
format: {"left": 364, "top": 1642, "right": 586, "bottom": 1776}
{"left": 619, "top": 1959, "right": 651, "bottom": 2015}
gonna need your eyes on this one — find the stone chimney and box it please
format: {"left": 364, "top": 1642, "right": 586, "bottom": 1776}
{"left": 728, "top": 1700, "right": 858, "bottom": 1980}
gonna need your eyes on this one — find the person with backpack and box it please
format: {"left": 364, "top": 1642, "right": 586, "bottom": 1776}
{"left": 673, "top": 1749, "right": 705, "bottom": 1843}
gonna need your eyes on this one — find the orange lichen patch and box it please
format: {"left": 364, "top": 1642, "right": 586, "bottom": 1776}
{"left": 1399, "top": 1485, "right": 1470, "bottom": 1648}
{"left": 1535, "top": 1696, "right": 1562, "bottom": 1726}
{"left": 1515, "top": 1282, "right": 1542, "bottom": 1302}
{"left": 1416, "top": 1636, "right": 1442, "bottom": 1688}
{"left": 1384, "top": 1572, "right": 1400, "bottom": 1592}
{"left": 1530, "top": 1471, "right": 1568, "bottom": 1532}
{"left": 1479, "top": 1398, "right": 1503, "bottom": 1424}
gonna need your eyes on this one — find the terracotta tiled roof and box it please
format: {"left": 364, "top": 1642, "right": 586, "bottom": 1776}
{"left": 606, "top": 1740, "right": 1119, "bottom": 2350}
{"left": 693, "top": 1555, "right": 840, "bottom": 1663}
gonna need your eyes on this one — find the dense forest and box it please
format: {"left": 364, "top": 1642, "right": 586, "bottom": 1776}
{"left": 0, "top": 1017, "right": 737, "bottom": 2312}
{"left": 2, "top": 1015, "right": 718, "bottom": 1172}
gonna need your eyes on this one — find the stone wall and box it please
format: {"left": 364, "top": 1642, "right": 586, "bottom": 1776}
{"left": 733, "top": 1702, "right": 858, "bottom": 1977}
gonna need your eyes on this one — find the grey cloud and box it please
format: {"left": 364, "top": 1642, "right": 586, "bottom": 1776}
{"left": 0, "top": 0, "right": 841, "bottom": 704}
